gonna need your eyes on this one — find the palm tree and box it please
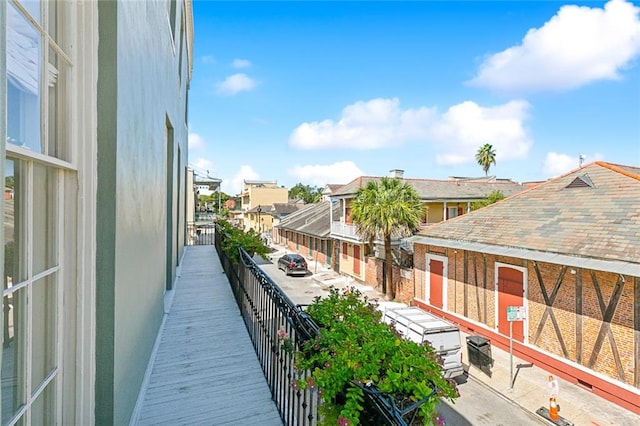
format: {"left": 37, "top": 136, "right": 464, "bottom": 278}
{"left": 351, "top": 177, "right": 422, "bottom": 300}
{"left": 476, "top": 143, "right": 496, "bottom": 176}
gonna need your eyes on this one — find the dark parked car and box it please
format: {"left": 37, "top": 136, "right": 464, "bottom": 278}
{"left": 277, "top": 254, "right": 308, "bottom": 276}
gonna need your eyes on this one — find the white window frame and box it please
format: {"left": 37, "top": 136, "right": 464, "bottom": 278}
{"left": 3, "top": 0, "right": 76, "bottom": 423}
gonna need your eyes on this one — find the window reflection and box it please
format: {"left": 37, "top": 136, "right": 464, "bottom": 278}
{"left": 2, "top": 286, "right": 27, "bottom": 425}
{"left": 3, "top": 159, "right": 24, "bottom": 424}
{"left": 7, "top": 1, "right": 42, "bottom": 153}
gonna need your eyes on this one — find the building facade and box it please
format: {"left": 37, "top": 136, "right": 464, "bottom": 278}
{"left": 1, "top": 1, "right": 193, "bottom": 424}
{"left": 409, "top": 162, "right": 640, "bottom": 414}
{"left": 239, "top": 180, "right": 288, "bottom": 232}
{"left": 330, "top": 170, "right": 525, "bottom": 283}
{"left": 274, "top": 202, "right": 337, "bottom": 269}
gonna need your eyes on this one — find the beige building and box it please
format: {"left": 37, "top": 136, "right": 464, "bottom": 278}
{"left": 239, "top": 180, "right": 288, "bottom": 232}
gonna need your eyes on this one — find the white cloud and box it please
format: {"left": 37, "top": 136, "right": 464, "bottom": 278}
{"left": 543, "top": 152, "right": 581, "bottom": 177}
{"left": 216, "top": 73, "right": 257, "bottom": 95}
{"left": 289, "top": 98, "right": 436, "bottom": 150}
{"left": 223, "top": 165, "right": 259, "bottom": 195}
{"left": 232, "top": 58, "right": 251, "bottom": 68}
{"left": 543, "top": 152, "right": 605, "bottom": 177}
{"left": 469, "top": 0, "right": 640, "bottom": 93}
{"left": 288, "top": 161, "right": 365, "bottom": 187}
{"left": 188, "top": 132, "right": 205, "bottom": 150}
{"left": 191, "top": 158, "right": 215, "bottom": 178}
{"left": 431, "top": 100, "right": 532, "bottom": 165}
{"left": 289, "top": 98, "right": 533, "bottom": 166}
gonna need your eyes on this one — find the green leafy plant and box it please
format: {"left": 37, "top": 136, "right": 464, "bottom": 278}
{"left": 470, "top": 189, "right": 505, "bottom": 211}
{"left": 295, "top": 287, "right": 458, "bottom": 425}
{"left": 216, "top": 218, "right": 269, "bottom": 264}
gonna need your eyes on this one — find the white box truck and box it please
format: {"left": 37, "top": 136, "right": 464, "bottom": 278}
{"left": 380, "top": 306, "right": 464, "bottom": 379}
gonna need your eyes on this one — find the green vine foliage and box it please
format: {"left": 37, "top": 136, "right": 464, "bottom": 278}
{"left": 296, "top": 287, "right": 459, "bottom": 425}
{"left": 216, "top": 219, "right": 269, "bottom": 264}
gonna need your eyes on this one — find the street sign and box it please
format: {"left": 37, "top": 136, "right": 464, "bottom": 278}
{"left": 507, "top": 305, "right": 526, "bottom": 390}
{"left": 507, "top": 306, "right": 526, "bottom": 321}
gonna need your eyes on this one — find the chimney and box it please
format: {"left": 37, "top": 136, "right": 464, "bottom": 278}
{"left": 388, "top": 169, "right": 404, "bottom": 179}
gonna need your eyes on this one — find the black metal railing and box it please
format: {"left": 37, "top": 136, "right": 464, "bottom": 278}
{"left": 214, "top": 225, "right": 436, "bottom": 425}
{"left": 186, "top": 222, "right": 215, "bottom": 246}
{"left": 215, "top": 228, "right": 318, "bottom": 425}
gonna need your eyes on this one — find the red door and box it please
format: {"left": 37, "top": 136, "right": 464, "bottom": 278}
{"left": 353, "top": 245, "right": 361, "bottom": 275}
{"left": 498, "top": 267, "right": 524, "bottom": 341}
{"left": 429, "top": 259, "right": 443, "bottom": 309}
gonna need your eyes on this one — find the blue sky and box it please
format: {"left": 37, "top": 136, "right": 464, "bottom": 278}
{"left": 188, "top": 0, "right": 640, "bottom": 195}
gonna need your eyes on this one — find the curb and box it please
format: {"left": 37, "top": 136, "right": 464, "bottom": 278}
{"left": 464, "top": 367, "right": 549, "bottom": 425}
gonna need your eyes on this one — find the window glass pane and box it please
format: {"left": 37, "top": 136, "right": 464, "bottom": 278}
{"left": 2, "top": 287, "right": 28, "bottom": 424}
{"left": 31, "top": 275, "right": 57, "bottom": 390}
{"left": 19, "top": 1, "right": 41, "bottom": 24}
{"left": 47, "top": 12, "right": 70, "bottom": 161}
{"left": 7, "top": 1, "right": 42, "bottom": 153}
{"left": 32, "top": 164, "right": 58, "bottom": 275}
{"left": 30, "top": 380, "right": 55, "bottom": 426}
{"left": 46, "top": 0, "right": 56, "bottom": 40}
{"left": 5, "top": 159, "right": 28, "bottom": 285}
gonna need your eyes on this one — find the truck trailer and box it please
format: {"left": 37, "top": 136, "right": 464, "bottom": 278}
{"left": 380, "top": 306, "right": 464, "bottom": 379}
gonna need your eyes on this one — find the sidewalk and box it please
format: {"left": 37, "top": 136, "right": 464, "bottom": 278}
{"left": 268, "top": 243, "right": 640, "bottom": 426}
{"left": 461, "top": 331, "right": 640, "bottom": 426}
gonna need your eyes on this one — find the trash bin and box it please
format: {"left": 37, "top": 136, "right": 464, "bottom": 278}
{"left": 466, "top": 335, "right": 493, "bottom": 376}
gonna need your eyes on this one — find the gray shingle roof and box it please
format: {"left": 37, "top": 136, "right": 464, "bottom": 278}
{"left": 330, "top": 176, "right": 524, "bottom": 200}
{"left": 413, "top": 162, "right": 640, "bottom": 265}
{"left": 270, "top": 203, "right": 306, "bottom": 216}
{"left": 276, "top": 201, "right": 339, "bottom": 238}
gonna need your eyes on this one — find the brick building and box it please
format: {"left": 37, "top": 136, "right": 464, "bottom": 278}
{"left": 274, "top": 202, "right": 339, "bottom": 268}
{"left": 408, "top": 161, "right": 640, "bottom": 414}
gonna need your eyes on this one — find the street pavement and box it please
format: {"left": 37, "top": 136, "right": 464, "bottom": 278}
{"left": 261, "top": 243, "right": 640, "bottom": 425}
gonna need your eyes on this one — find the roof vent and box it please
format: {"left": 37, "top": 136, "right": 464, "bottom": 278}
{"left": 566, "top": 174, "right": 594, "bottom": 189}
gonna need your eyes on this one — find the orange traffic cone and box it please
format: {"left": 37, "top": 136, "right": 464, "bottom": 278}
{"left": 549, "top": 397, "right": 559, "bottom": 421}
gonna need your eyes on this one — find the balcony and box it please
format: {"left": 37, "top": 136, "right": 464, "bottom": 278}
{"left": 330, "top": 221, "right": 410, "bottom": 242}
{"left": 330, "top": 221, "right": 360, "bottom": 240}
{"left": 133, "top": 229, "right": 436, "bottom": 425}
{"left": 132, "top": 245, "right": 282, "bottom": 425}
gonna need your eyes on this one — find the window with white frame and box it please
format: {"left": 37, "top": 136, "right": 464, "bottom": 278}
{"left": 447, "top": 206, "right": 458, "bottom": 220}
{"left": 4, "top": 0, "right": 71, "bottom": 423}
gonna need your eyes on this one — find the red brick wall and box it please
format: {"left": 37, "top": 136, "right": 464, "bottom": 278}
{"left": 393, "top": 264, "right": 414, "bottom": 303}
{"left": 365, "top": 257, "right": 384, "bottom": 294}
{"left": 413, "top": 243, "right": 639, "bottom": 409}
{"left": 280, "top": 231, "right": 330, "bottom": 267}
{"left": 364, "top": 256, "right": 413, "bottom": 303}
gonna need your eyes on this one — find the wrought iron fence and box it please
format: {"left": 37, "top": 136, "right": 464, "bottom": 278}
{"left": 214, "top": 224, "right": 436, "bottom": 425}
{"left": 215, "top": 228, "right": 319, "bottom": 425}
{"left": 186, "top": 222, "right": 215, "bottom": 246}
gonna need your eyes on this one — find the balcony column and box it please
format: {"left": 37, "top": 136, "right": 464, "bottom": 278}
{"left": 443, "top": 201, "right": 448, "bottom": 220}
{"left": 329, "top": 198, "right": 333, "bottom": 223}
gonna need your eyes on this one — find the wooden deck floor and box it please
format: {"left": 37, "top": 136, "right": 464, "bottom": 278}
{"left": 134, "top": 245, "right": 282, "bottom": 425}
